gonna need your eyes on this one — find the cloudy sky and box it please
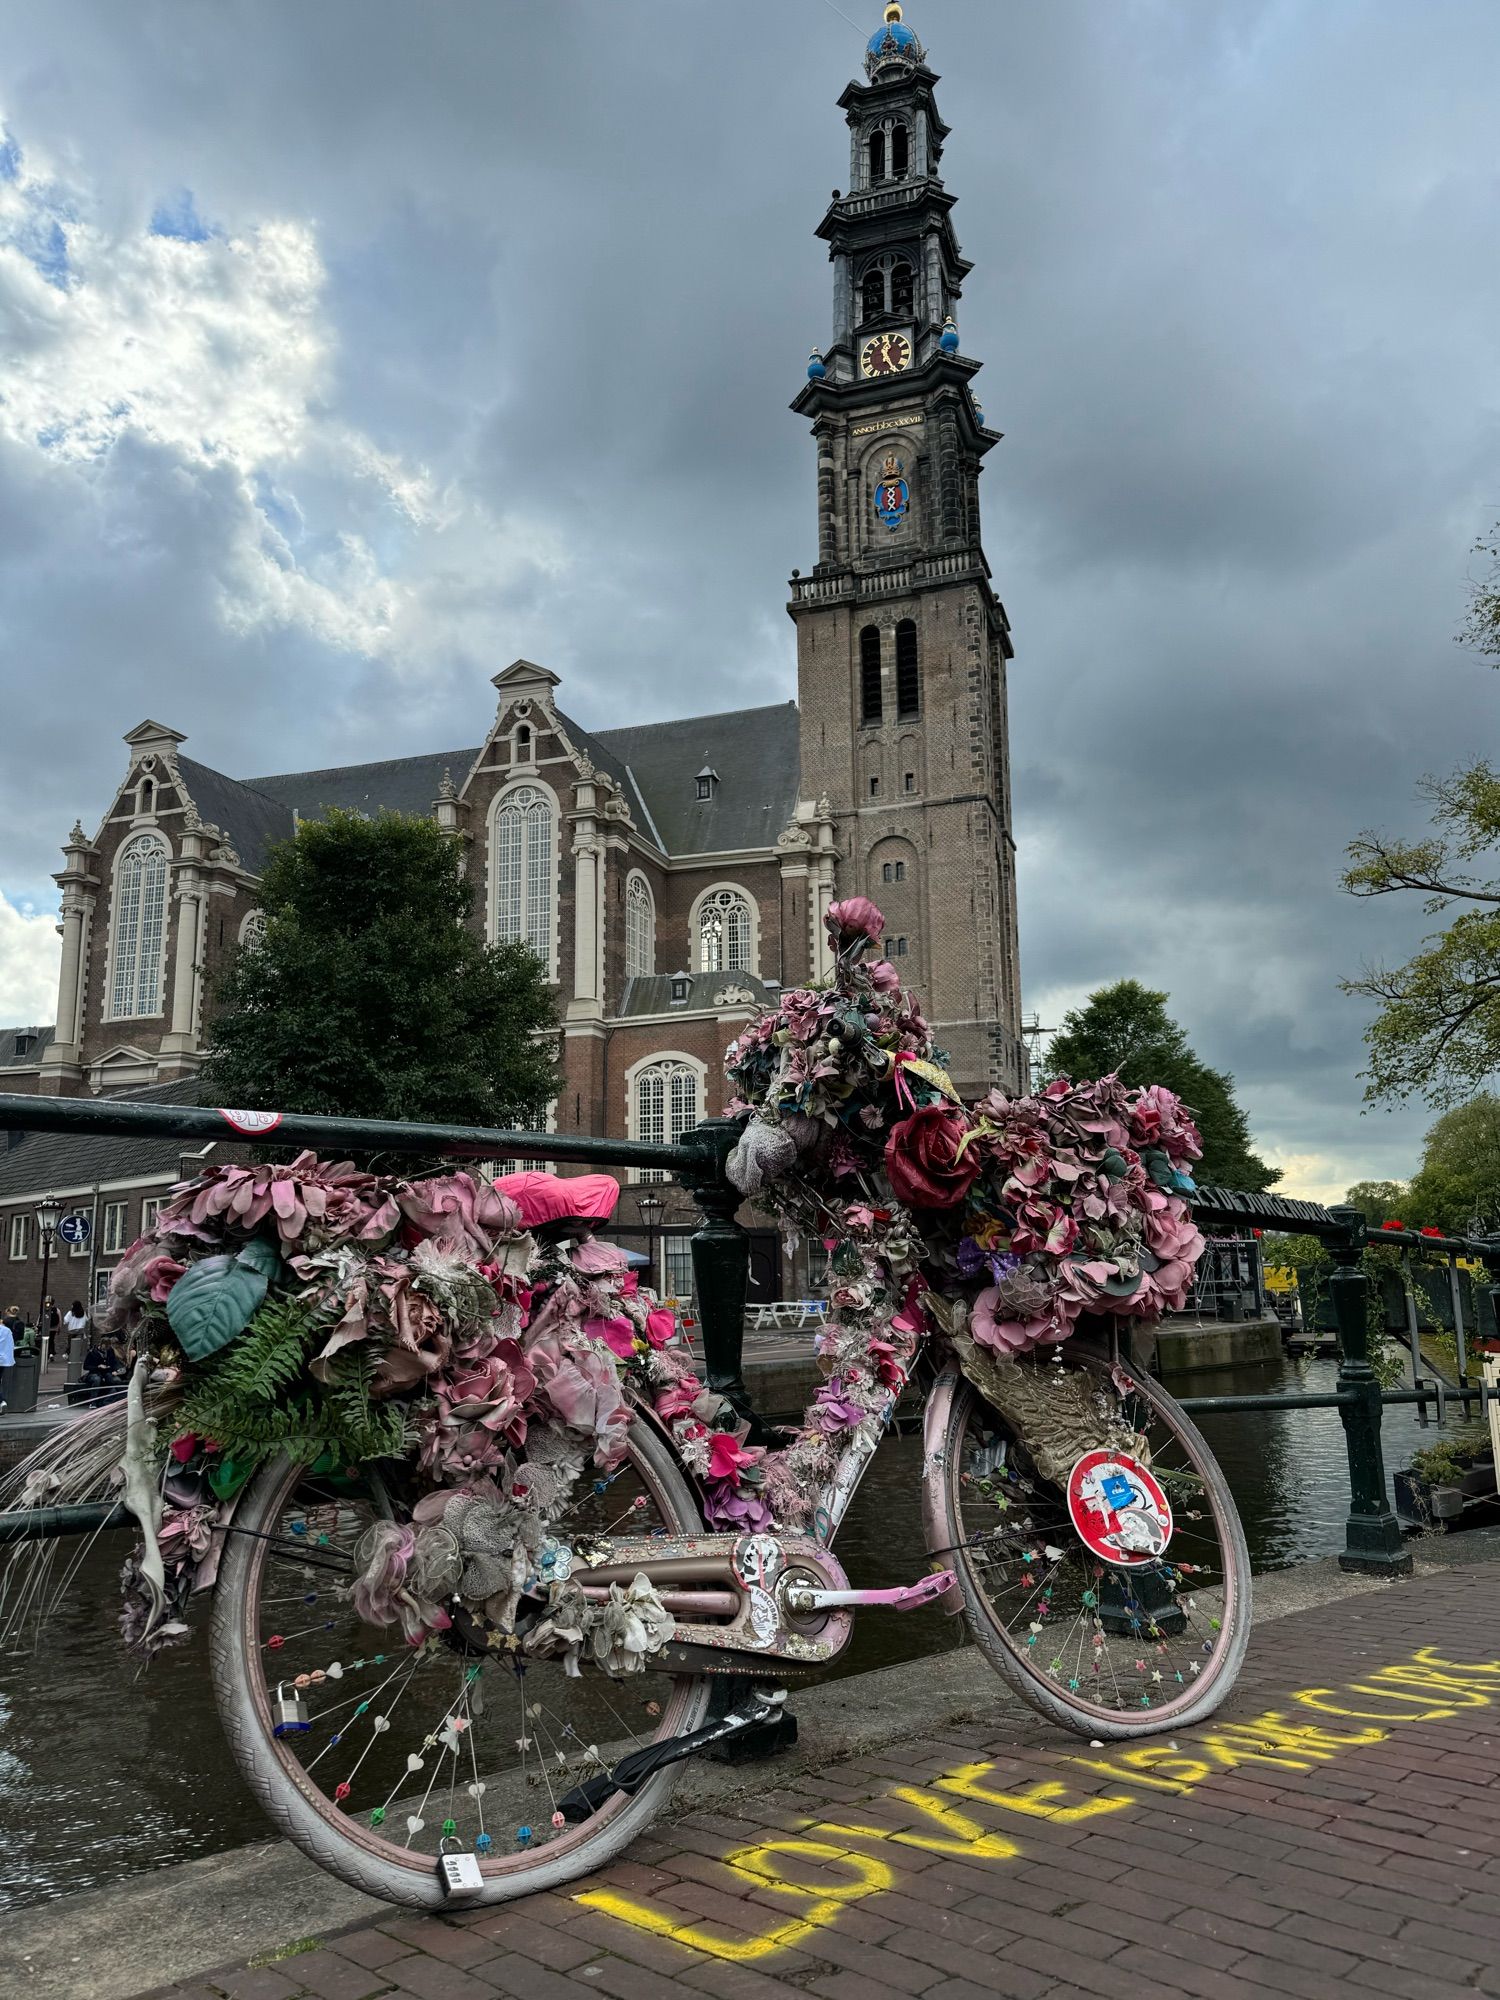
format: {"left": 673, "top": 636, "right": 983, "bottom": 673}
{"left": 1, "top": 0, "right": 1496, "bottom": 1200}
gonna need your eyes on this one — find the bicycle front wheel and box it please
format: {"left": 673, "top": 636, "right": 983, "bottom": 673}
{"left": 210, "top": 1419, "right": 712, "bottom": 1908}
{"left": 937, "top": 1351, "right": 1251, "bottom": 1738}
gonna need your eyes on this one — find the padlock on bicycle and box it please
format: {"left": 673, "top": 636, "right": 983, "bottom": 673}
{"left": 436, "top": 1837, "right": 485, "bottom": 1899}
{"left": 270, "top": 1682, "right": 309, "bottom": 1737}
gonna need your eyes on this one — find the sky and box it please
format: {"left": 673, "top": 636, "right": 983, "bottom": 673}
{"left": 0, "top": 0, "right": 1496, "bottom": 1203}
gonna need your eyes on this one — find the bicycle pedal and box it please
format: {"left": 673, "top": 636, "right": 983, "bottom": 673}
{"left": 783, "top": 1569, "right": 956, "bottom": 1614}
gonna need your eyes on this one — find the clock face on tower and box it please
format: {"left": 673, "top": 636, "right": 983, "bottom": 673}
{"left": 859, "top": 331, "right": 913, "bottom": 378}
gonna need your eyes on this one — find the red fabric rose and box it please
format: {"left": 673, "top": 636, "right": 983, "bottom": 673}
{"left": 1381, "top": 1219, "right": 1405, "bottom": 1231}
{"left": 883, "top": 1105, "right": 981, "bottom": 1210}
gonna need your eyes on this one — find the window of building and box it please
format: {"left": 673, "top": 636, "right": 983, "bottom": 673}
{"left": 890, "top": 256, "right": 914, "bottom": 316}
{"left": 516, "top": 724, "right": 531, "bottom": 756}
{"left": 93, "top": 1267, "right": 113, "bottom": 1308}
{"left": 859, "top": 625, "right": 882, "bottom": 723}
{"left": 8, "top": 1214, "right": 27, "bottom": 1261}
{"left": 895, "top": 619, "right": 920, "bottom": 718}
{"left": 698, "top": 889, "right": 752, "bottom": 973}
{"left": 13, "top": 1031, "right": 34, "bottom": 1057}
{"left": 634, "top": 1060, "right": 702, "bottom": 1184}
{"left": 662, "top": 1232, "right": 695, "bottom": 1307}
{"left": 101, "top": 1201, "right": 127, "bottom": 1256}
{"left": 868, "top": 127, "right": 886, "bottom": 183}
{"left": 238, "top": 908, "right": 267, "bottom": 950}
{"left": 869, "top": 775, "right": 880, "bottom": 797}
{"left": 904, "top": 771, "right": 916, "bottom": 793}
{"left": 625, "top": 872, "right": 655, "bottom": 979}
{"left": 669, "top": 971, "right": 692, "bottom": 1005}
{"left": 891, "top": 122, "right": 909, "bottom": 178}
{"left": 882, "top": 860, "right": 907, "bottom": 882}
{"left": 882, "top": 862, "right": 893, "bottom": 882}
{"left": 895, "top": 936, "right": 909, "bottom": 956}
{"left": 492, "top": 784, "right": 555, "bottom": 968}
{"left": 109, "top": 831, "right": 170, "bottom": 1018}
{"left": 895, "top": 860, "right": 906, "bottom": 880}
{"left": 141, "top": 1197, "right": 162, "bottom": 1235}
{"left": 695, "top": 768, "right": 718, "bottom": 801}
{"left": 860, "top": 265, "right": 885, "bottom": 324}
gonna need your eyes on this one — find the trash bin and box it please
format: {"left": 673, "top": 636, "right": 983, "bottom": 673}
{"left": 6, "top": 1350, "right": 41, "bottom": 1414}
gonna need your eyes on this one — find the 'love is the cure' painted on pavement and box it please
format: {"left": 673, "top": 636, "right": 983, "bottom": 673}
{"left": 574, "top": 1645, "right": 1500, "bottom": 1963}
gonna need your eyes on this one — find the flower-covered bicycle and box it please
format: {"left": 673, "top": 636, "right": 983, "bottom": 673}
{"left": 3, "top": 899, "right": 1248, "bottom": 1909}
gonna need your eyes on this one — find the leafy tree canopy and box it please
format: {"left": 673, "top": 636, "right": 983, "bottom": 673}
{"left": 202, "top": 809, "right": 560, "bottom": 1131}
{"left": 1343, "top": 526, "right": 1500, "bottom": 1105}
{"left": 1405, "top": 1093, "right": 1500, "bottom": 1235}
{"left": 1042, "top": 978, "right": 1281, "bottom": 1192}
{"left": 1340, "top": 1180, "right": 1411, "bottom": 1229}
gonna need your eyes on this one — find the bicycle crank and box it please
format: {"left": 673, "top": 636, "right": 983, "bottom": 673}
{"left": 555, "top": 1687, "right": 789, "bottom": 1820}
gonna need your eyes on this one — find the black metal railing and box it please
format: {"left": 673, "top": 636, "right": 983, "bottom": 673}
{"left": 2, "top": 1092, "right": 1498, "bottom": 1581}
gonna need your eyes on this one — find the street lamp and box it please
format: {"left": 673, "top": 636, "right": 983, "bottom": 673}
{"left": 33, "top": 1192, "right": 61, "bottom": 1343}
{"left": 637, "top": 1190, "right": 665, "bottom": 1296}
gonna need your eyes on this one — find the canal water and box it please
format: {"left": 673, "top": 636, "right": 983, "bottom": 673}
{"left": 0, "top": 1351, "right": 1486, "bottom": 1913}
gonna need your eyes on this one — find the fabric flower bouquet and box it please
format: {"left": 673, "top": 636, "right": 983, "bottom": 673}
{"left": 723, "top": 897, "right": 1206, "bottom": 1524}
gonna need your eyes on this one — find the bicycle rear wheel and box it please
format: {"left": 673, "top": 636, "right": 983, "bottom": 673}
{"left": 210, "top": 1419, "right": 712, "bottom": 1907}
{"left": 937, "top": 1351, "right": 1250, "bottom": 1738}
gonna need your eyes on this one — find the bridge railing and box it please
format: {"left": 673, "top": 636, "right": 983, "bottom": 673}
{"left": 1, "top": 1093, "right": 1498, "bottom": 1579}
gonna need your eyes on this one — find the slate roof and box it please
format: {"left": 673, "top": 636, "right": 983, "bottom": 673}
{"left": 175, "top": 697, "right": 802, "bottom": 871}
{"left": 1, "top": 1025, "right": 54, "bottom": 1069}
{"left": 594, "top": 703, "right": 801, "bottom": 855}
{"left": 244, "top": 751, "right": 475, "bottom": 826}
{"left": 177, "top": 757, "right": 295, "bottom": 874}
{"left": 616, "top": 972, "right": 779, "bottom": 1018}
{"left": 0, "top": 1079, "right": 203, "bottom": 1202}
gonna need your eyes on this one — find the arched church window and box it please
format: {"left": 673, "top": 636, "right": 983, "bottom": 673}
{"left": 238, "top": 908, "right": 268, "bottom": 950}
{"left": 109, "top": 832, "right": 170, "bottom": 1018}
{"left": 697, "top": 888, "right": 752, "bottom": 973}
{"left": 860, "top": 265, "right": 886, "bottom": 325}
{"left": 860, "top": 624, "right": 883, "bottom": 723}
{"left": 625, "top": 871, "right": 655, "bottom": 980}
{"left": 890, "top": 257, "right": 914, "bottom": 318}
{"left": 896, "top": 619, "right": 920, "bottom": 718}
{"left": 868, "top": 127, "right": 886, "bottom": 184}
{"left": 891, "top": 123, "right": 909, "bottom": 178}
{"left": 493, "top": 783, "right": 555, "bottom": 967}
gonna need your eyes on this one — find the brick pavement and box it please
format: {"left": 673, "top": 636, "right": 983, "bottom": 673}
{"left": 144, "top": 1563, "right": 1500, "bottom": 2000}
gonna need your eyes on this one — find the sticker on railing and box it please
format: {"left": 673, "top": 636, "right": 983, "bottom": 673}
{"left": 217, "top": 1108, "right": 284, "bottom": 1136}
{"left": 1066, "top": 1450, "right": 1173, "bottom": 1566}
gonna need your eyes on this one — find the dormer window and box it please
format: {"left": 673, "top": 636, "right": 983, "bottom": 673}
{"left": 13, "top": 1032, "right": 35, "bottom": 1057}
{"left": 669, "top": 971, "right": 692, "bottom": 1005}
{"left": 695, "top": 767, "right": 718, "bottom": 802}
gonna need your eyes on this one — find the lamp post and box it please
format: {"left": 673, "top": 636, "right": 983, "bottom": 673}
{"left": 33, "top": 1193, "right": 60, "bottom": 1349}
{"left": 638, "top": 1190, "right": 665, "bottom": 1297}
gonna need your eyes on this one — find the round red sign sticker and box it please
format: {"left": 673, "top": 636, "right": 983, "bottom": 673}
{"left": 217, "top": 1108, "right": 284, "bottom": 1136}
{"left": 1066, "top": 1449, "right": 1174, "bottom": 1567}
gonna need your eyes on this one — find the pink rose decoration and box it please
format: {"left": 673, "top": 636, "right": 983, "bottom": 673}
{"left": 825, "top": 896, "right": 884, "bottom": 943}
{"left": 143, "top": 1254, "right": 187, "bottom": 1303}
{"left": 884, "top": 1105, "right": 981, "bottom": 1211}
{"left": 707, "top": 1431, "right": 758, "bottom": 1482}
{"left": 586, "top": 1314, "right": 637, "bottom": 1359}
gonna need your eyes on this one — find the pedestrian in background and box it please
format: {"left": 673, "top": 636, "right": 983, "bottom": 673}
{"left": 0, "top": 1305, "right": 18, "bottom": 1413}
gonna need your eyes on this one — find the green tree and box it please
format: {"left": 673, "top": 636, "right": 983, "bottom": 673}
{"left": 1340, "top": 1180, "right": 1410, "bottom": 1228}
{"left": 1343, "top": 524, "right": 1500, "bottom": 1105}
{"left": 203, "top": 810, "right": 560, "bottom": 1129}
{"left": 1405, "top": 1093, "right": 1500, "bottom": 1234}
{"left": 1042, "top": 979, "right": 1281, "bottom": 1191}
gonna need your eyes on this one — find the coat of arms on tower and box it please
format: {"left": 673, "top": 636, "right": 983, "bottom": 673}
{"left": 874, "top": 453, "right": 909, "bottom": 531}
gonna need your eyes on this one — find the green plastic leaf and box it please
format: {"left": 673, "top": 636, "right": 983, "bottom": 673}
{"left": 167, "top": 1251, "right": 273, "bottom": 1362}
{"left": 235, "top": 1235, "right": 282, "bottom": 1282}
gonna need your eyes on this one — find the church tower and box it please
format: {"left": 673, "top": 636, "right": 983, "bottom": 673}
{"left": 790, "top": 3, "right": 1025, "bottom": 1096}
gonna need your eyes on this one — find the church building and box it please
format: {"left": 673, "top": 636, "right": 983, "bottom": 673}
{"left": 1, "top": 5, "right": 1024, "bottom": 1311}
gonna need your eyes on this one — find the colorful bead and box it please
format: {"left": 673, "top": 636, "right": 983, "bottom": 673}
{"left": 475, "top": 1833, "right": 493, "bottom": 1854}
{"left": 442, "top": 1818, "right": 457, "bottom": 1837}
{"left": 267, "top": 1634, "right": 285, "bottom": 1650}
{"left": 551, "top": 1811, "right": 566, "bottom": 1829}
{"left": 369, "top": 1807, "right": 385, "bottom": 1827}
{"left": 334, "top": 1782, "right": 351, "bottom": 1803}
{"left": 516, "top": 1826, "right": 533, "bottom": 1846}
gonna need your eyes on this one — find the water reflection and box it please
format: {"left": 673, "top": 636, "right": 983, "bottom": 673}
{"left": 0, "top": 1350, "right": 1477, "bottom": 1912}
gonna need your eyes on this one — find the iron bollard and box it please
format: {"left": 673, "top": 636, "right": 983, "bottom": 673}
{"left": 1329, "top": 1204, "right": 1412, "bottom": 1576}
{"left": 679, "top": 1118, "right": 754, "bottom": 1425}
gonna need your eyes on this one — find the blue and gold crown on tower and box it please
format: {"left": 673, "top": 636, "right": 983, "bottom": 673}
{"left": 865, "top": 2, "right": 925, "bottom": 81}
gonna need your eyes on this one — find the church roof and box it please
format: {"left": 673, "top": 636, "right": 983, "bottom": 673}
{"left": 244, "top": 750, "right": 472, "bottom": 828}
{"left": 177, "top": 756, "right": 296, "bottom": 874}
{"left": 616, "top": 971, "right": 781, "bottom": 1019}
{"left": 594, "top": 702, "right": 800, "bottom": 855}
{"left": 168, "top": 697, "right": 800, "bottom": 871}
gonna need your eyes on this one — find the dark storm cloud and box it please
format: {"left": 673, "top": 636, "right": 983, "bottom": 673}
{"left": 2, "top": 0, "right": 1497, "bottom": 1194}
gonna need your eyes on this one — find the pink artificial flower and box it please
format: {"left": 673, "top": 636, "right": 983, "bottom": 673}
{"left": 571, "top": 1237, "right": 629, "bottom": 1277}
{"left": 825, "top": 896, "right": 884, "bottom": 943}
{"left": 397, "top": 1173, "right": 523, "bottom": 1259}
{"left": 169, "top": 1433, "right": 199, "bottom": 1465}
{"left": 655, "top": 1373, "right": 705, "bottom": 1422}
{"left": 866, "top": 958, "right": 901, "bottom": 994}
{"left": 865, "top": 1339, "right": 904, "bottom": 1390}
{"left": 143, "top": 1254, "right": 187, "bottom": 1303}
{"left": 586, "top": 1314, "right": 638, "bottom": 1359}
{"left": 643, "top": 1307, "right": 676, "bottom": 1349}
{"left": 707, "top": 1431, "right": 757, "bottom": 1482}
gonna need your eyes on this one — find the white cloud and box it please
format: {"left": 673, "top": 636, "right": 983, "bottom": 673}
{"left": 0, "top": 891, "right": 61, "bottom": 1025}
